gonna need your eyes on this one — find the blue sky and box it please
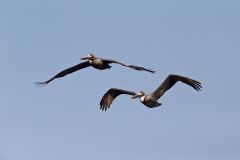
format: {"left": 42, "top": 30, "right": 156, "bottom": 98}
{"left": 1, "top": 0, "right": 240, "bottom": 160}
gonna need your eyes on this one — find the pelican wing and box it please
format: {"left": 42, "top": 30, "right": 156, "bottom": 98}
{"left": 35, "top": 61, "right": 91, "bottom": 86}
{"left": 150, "top": 74, "right": 202, "bottom": 100}
{"left": 100, "top": 88, "right": 136, "bottom": 111}
{"left": 101, "top": 58, "right": 155, "bottom": 73}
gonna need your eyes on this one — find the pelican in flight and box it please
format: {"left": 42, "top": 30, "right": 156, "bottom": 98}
{"left": 35, "top": 54, "right": 155, "bottom": 86}
{"left": 100, "top": 74, "right": 202, "bottom": 111}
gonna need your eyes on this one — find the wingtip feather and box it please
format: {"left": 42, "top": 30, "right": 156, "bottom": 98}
{"left": 34, "top": 82, "right": 48, "bottom": 87}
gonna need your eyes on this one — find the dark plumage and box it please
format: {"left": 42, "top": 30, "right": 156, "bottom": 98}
{"left": 100, "top": 88, "right": 136, "bottom": 111}
{"left": 100, "top": 74, "right": 202, "bottom": 111}
{"left": 35, "top": 54, "right": 155, "bottom": 86}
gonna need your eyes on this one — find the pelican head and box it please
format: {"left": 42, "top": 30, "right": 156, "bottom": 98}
{"left": 131, "top": 91, "right": 145, "bottom": 99}
{"left": 81, "top": 53, "right": 96, "bottom": 61}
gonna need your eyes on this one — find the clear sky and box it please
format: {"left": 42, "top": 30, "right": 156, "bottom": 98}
{"left": 1, "top": 0, "right": 240, "bottom": 160}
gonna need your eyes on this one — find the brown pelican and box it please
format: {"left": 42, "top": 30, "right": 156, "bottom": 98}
{"left": 35, "top": 54, "right": 155, "bottom": 86}
{"left": 100, "top": 74, "right": 202, "bottom": 111}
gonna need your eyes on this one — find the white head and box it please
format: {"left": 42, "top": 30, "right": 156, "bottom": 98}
{"left": 80, "top": 53, "right": 96, "bottom": 61}
{"left": 131, "top": 91, "right": 145, "bottom": 102}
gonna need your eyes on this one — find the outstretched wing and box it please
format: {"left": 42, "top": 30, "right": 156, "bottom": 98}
{"left": 35, "top": 61, "right": 91, "bottom": 86}
{"left": 150, "top": 74, "right": 202, "bottom": 100}
{"left": 101, "top": 58, "right": 155, "bottom": 73}
{"left": 100, "top": 88, "right": 136, "bottom": 111}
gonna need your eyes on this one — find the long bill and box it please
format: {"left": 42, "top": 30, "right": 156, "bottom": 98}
{"left": 80, "top": 56, "right": 90, "bottom": 60}
{"left": 131, "top": 94, "right": 141, "bottom": 99}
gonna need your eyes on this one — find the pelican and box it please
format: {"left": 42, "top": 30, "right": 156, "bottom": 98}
{"left": 100, "top": 74, "right": 202, "bottom": 111}
{"left": 35, "top": 53, "right": 155, "bottom": 86}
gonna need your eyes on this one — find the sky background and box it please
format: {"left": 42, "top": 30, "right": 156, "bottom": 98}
{"left": 1, "top": 0, "right": 240, "bottom": 160}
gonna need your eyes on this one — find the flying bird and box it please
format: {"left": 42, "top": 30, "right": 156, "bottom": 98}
{"left": 35, "top": 54, "right": 155, "bottom": 86}
{"left": 100, "top": 74, "right": 202, "bottom": 111}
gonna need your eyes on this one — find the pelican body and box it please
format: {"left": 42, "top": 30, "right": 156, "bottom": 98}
{"left": 84, "top": 57, "right": 111, "bottom": 70}
{"left": 100, "top": 74, "right": 202, "bottom": 111}
{"left": 35, "top": 53, "right": 154, "bottom": 86}
{"left": 138, "top": 93, "right": 162, "bottom": 108}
